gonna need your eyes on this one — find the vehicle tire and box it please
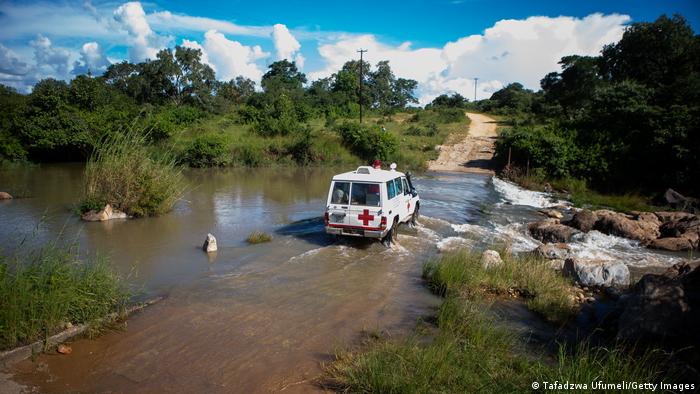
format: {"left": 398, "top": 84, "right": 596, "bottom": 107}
{"left": 391, "top": 217, "right": 399, "bottom": 241}
{"left": 411, "top": 203, "right": 420, "bottom": 226}
{"left": 381, "top": 231, "right": 392, "bottom": 247}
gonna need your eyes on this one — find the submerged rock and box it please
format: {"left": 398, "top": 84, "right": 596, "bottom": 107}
{"left": 0, "top": 191, "right": 12, "bottom": 200}
{"left": 81, "top": 204, "right": 128, "bottom": 222}
{"left": 538, "top": 208, "right": 563, "bottom": 219}
{"left": 57, "top": 344, "right": 72, "bottom": 355}
{"left": 563, "top": 258, "right": 630, "bottom": 288}
{"left": 203, "top": 233, "right": 217, "bottom": 253}
{"left": 528, "top": 219, "right": 579, "bottom": 243}
{"left": 480, "top": 250, "right": 503, "bottom": 270}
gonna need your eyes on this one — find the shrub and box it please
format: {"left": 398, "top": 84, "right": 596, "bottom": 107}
{"left": 0, "top": 241, "right": 130, "bottom": 350}
{"left": 495, "top": 125, "right": 584, "bottom": 179}
{"left": 246, "top": 231, "right": 272, "bottom": 244}
{"left": 181, "top": 134, "right": 229, "bottom": 167}
{"left": 82, "top": 130, "right": 185, "bottom": 217}
{"left": 335, "top": 121, "right": 398, "bottom": 161}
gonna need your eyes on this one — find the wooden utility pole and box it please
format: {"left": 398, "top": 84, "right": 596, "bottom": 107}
{"left": 473, "top": 77, "right": 479, "bottom": 102}
{"left": 358, "top": 49, "right": 367, "bottom": 123}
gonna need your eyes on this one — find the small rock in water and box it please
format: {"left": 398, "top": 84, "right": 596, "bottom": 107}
{"left": 0, "top": 191, "right": 12, "bottom": 200}
{"left": 538, "top": 208, "right": 563, "bottom": 219}
{"left": 480, "top": 250, "right": 503, "bottom": 270}
{"left": 57, "top": 344, "right": 72, "bottom": 354}
{"left": 81, "top": 204, "right": 128, "bottom": 222}
{"left": 203, "top": 233, "right": 217, "bottom": 253}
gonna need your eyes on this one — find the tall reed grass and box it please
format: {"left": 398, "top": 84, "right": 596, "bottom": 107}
{"left": 82, "top": 130, "right": 185, "bottom": 217}
{"left": 0, "top": 241, "right": 130, "bottom": 350}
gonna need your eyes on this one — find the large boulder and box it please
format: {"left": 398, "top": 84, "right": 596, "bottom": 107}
{"left": 655, "top": 211, "right": 695, "bottom": 223}
{"left": 0, "top": 191, "right": 12, "bottom": 200}
{"left": 563, "top": 258, "right": 630, "bottom": 287}
{"left": 593, "top": 209, "right": 659, "bottom": 243}
{"left": 81, "top": 204, "right": 128, "bottom": 222}
{"left": 616, "top": 261, "right": 700, "bottom": 360}
{"left": 532, "top": 243, "right": 571, "bottom": 260}
{"left": 565, "top": 209, "right": 597, "bottom": 232}
{"left": 662, "top": 188, "right": 699, "bottom": 212}
{"left": 648, "top": 237, "right": 694, "bottom": 252}
{"left": 480, "top": 250, "right": 503, "bottom": 270}
{"left": 528, "top": 220, "right": 579, "bottom": 243}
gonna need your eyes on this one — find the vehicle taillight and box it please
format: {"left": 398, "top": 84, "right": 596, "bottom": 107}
{"left": 324, "top": 211, "right": 329, "bottom": 225}
{"left": 380, "top": 216, "right": 387, "bottom": 229}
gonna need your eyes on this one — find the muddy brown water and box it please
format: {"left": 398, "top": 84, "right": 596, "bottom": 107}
{"left": 0, "top": 164, "right": 500, "bottom": 393}
{"left": 0, "top": 164, "right": 684, "bottom": 393}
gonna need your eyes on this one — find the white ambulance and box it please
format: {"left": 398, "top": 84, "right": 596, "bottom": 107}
{"left": 324, "top": 164, "right": 420, "bottom": 245}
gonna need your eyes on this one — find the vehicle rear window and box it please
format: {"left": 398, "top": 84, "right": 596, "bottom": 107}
{"left": 351, "top": 182, "right": 381, "bottom": 206}
{"left": 331, "top": 182, "right": 350, "bottom": 204}
{"left": 394, "top": 178, "right": 403, "bottom": 195}
{"left": 386, "top": 180, "right": 396, "bottom": 200}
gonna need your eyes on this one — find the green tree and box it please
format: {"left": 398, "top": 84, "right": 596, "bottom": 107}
{"left": 261, "top": 60, "right": 306, "bottom": 93}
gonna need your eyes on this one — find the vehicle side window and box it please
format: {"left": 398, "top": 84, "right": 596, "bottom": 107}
{"left": 402, "top": 178, "right": 410, "bottom": 195}
{"left": 331, "top": 182, "right": 350, "bottom": 204}
{"left": 386, "top": 180, "right": 396, "bottom": 200}
{"left": 394, "top": 178, "right": 403, "bottom": 196}
{"left": 351, "top": 182, "right": 381, "bottom": 206}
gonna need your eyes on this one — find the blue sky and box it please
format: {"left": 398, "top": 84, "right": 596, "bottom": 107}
{"left": 1, "top": 0, "right": 698, "bottom": 103}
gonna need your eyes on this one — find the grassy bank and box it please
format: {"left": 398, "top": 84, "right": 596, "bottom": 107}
{"left": 322, "top": 249, "right": 671, "bottom": 392}
{"left": 82, "top": 130, "right": 185, "bottom": 217}
{"left": 504, "top": 169, "right": 658, "bottom": 213}
{"left": 0, "top": 242, "right": 130, "bottom": 350}
{"left": 171, "top": 109, "right": 470, "bottom": 172}
{"left": 423, "top": 248, "right": 577, "bottom": 323}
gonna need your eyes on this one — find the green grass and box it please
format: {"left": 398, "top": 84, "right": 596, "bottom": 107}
{"left": 423, "top": 248, "right": 578, "bottom": 323}
{"left": 170, "top": 109, "right": 472, "bottom": 173}
{"left": 0, "top": 242, "right": 130, "bottom": 350}
{"left": 82, "top": 130, "right": 186, "bottom": 217}
{"left": 322, "top": 297, "right": 532, "bottom": 393}
{"left": 507, "top": 171, "right": 658, "bottom": 213}
{"left": 246, "top": 231, "right": 272, "bottom": 244}
{"left": 322, "top": 248, "right": 673, "bottom": 392}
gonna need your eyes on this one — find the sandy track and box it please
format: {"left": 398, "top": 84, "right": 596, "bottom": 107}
{"left": 427, "top": 112, "right": 498, "bottom": 174}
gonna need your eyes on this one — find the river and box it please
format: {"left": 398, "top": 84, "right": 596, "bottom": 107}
{"left": 0, "top": 164, "right": 684, "bottom": 393}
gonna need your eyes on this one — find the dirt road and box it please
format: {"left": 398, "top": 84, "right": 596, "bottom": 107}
{"left": 427, "top": 112, "right": 498, "bottom": 174}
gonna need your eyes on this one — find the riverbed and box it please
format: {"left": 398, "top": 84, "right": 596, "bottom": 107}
{"left": 0, "top": 164, "right": 684, "bottom": 392}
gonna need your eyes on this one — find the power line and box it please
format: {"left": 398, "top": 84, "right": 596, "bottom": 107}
{"left": 473, "top": 77, "right": 479, "bottom": 102}
{"left": 357, "top": 49, "right": 367, "bottom": 123}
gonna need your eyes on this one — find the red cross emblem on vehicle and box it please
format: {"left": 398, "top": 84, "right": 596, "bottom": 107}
{"left": 358, "top": 209, "right": 374, "bottom": 226}
{"left": 407, "top": 201, "right": 411, "bottom": 210}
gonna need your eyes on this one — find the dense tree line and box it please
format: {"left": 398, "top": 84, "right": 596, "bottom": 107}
{"left": 486, "top": 15, "right": 699, "bottom": 196}
{"left": 0, "top": 47, "right": 418, "bottom": 164}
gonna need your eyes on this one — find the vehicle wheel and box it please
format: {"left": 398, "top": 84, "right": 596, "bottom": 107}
{"left": 391, "top": 218, "right": 399, "bottom": 241}
{"left": 411, "top": 204, "right": 420, "bottom": 226}
{"left": 382, "top": 227, "right": 394, "bottom": 248}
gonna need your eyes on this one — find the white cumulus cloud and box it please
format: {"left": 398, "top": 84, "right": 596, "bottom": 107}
{"left": 113, "top": 1, "right": 168, "bottom": 61}
{"left": 73, "top": 42, "right": 111, "bottom": 75}
{"left": 30, "top": 34, "right": 74, "bottom": 79}
{"left": 271, "top": 24, "right": 304, "bottom": 67}
{"left": 184, "top": 30, "right": 269, "bottom": 82}
{"left": 308, "top": 13, "right": 630, "bottom": 104}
